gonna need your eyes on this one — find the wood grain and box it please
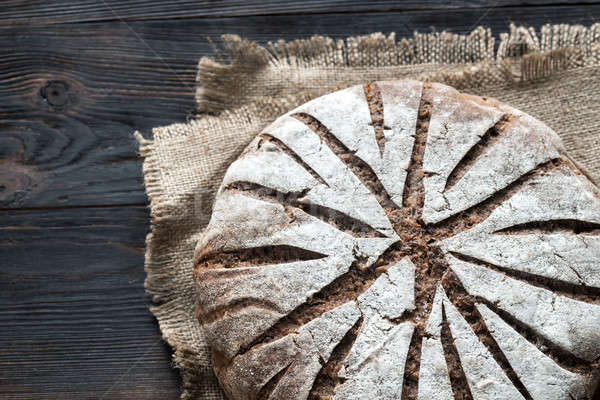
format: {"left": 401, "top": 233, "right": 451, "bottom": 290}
{"left": 0, "top": 206, "right": 180, "bottom": 399}
{"left": 1, "top": 0, "right": 598, "bottom": 26}
{"left": 2, "top": 5, "right": 599, "bottom": 209}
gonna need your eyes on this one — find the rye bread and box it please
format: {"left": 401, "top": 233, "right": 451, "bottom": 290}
{"left": 194, "top": 80, "right": 600, "bottom": 400}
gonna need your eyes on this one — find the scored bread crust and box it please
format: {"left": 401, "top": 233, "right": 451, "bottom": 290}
{"left": 194, "top": 80, "right": 600, "bottom": 400}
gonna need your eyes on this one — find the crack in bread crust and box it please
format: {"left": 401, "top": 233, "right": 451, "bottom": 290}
{"left": 449, "top": 252, "right": 600, "bottom": 305}
{"left": 291, "top": 111, "right": 397, "bottom": 212}
{"left": 440, "top": 302, "right": 474, "bottom": 400}
{"left": 364, "top": 82, "right": 387, "bottom": 157}
{"left": 308, "top": 316, "right": 364, "bottom": 399}
{"left": 441, "top": 271, "right": 534, "bottom": 400}
{"left": 221, "top": 181, "right": 386, "bottom": 238}
{"left": 444, "top": 115, "right": 512, "bottom": 193}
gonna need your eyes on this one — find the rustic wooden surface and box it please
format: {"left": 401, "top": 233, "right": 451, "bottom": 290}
{"left": 1, "top": 1, "right": 599, "bottom": 399}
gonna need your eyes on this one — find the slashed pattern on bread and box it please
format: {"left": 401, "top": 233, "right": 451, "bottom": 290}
{"left": 195, "top": 81, "right": 600, "bottom": 400}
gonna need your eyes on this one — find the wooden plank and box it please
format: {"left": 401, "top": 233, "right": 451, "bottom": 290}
{"left": 0, "top": 0, "right": 598, "bottom": 26}
{"left": 0, "top": 21, "right": 200, "bottom": 209}
{"left": 2, "top": 5, "right": 599, "bottom": 210}
{"left": 0, "top": 205, "right": 180, "bottom": 399}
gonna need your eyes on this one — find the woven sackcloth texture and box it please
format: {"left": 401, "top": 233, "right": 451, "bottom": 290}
{"left": 137, "top": 24, "right": 600, "bottom": 400}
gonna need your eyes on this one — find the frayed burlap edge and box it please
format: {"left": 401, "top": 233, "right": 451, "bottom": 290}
{"left": 197, "top": 23, "right": 600, "bottom": 113}
{"left": 141, "top": 23, "right": 600, "bottom": 400}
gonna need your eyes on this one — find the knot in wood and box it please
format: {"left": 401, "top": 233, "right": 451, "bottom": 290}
{"left": 40, "top": 80, "right": 69, "bottom": 108}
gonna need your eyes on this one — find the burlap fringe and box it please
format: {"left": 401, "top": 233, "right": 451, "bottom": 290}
{"left": 136, "top": 131, "right": 216, "bottom": 400}
{"left": 135, "top": 132, "right": 172, "bottom": 301}
{"left": 197, "top": 23, "right": 600, "bottom": 113}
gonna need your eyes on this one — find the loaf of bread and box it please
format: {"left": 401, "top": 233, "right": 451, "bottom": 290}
{"left": 195, "top": 81, "right": 600, "bottom": 400}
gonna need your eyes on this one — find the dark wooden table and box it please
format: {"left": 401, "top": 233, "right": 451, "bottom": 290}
{"left": 1, "top": 1, "right": 599, "bottom": 399}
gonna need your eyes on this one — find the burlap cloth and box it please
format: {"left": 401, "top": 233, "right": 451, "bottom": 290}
{"left": 136, "top": 24, "right": 600, "bottom": 400}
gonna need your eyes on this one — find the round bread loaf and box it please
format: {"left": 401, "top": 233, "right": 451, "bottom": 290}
{"left": 194, "top": 81, "right": 600, "bottom": 400}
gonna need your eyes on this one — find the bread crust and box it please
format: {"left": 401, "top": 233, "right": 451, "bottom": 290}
{"left": 195, "top": 81, "right": 600, "bottom": 400}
